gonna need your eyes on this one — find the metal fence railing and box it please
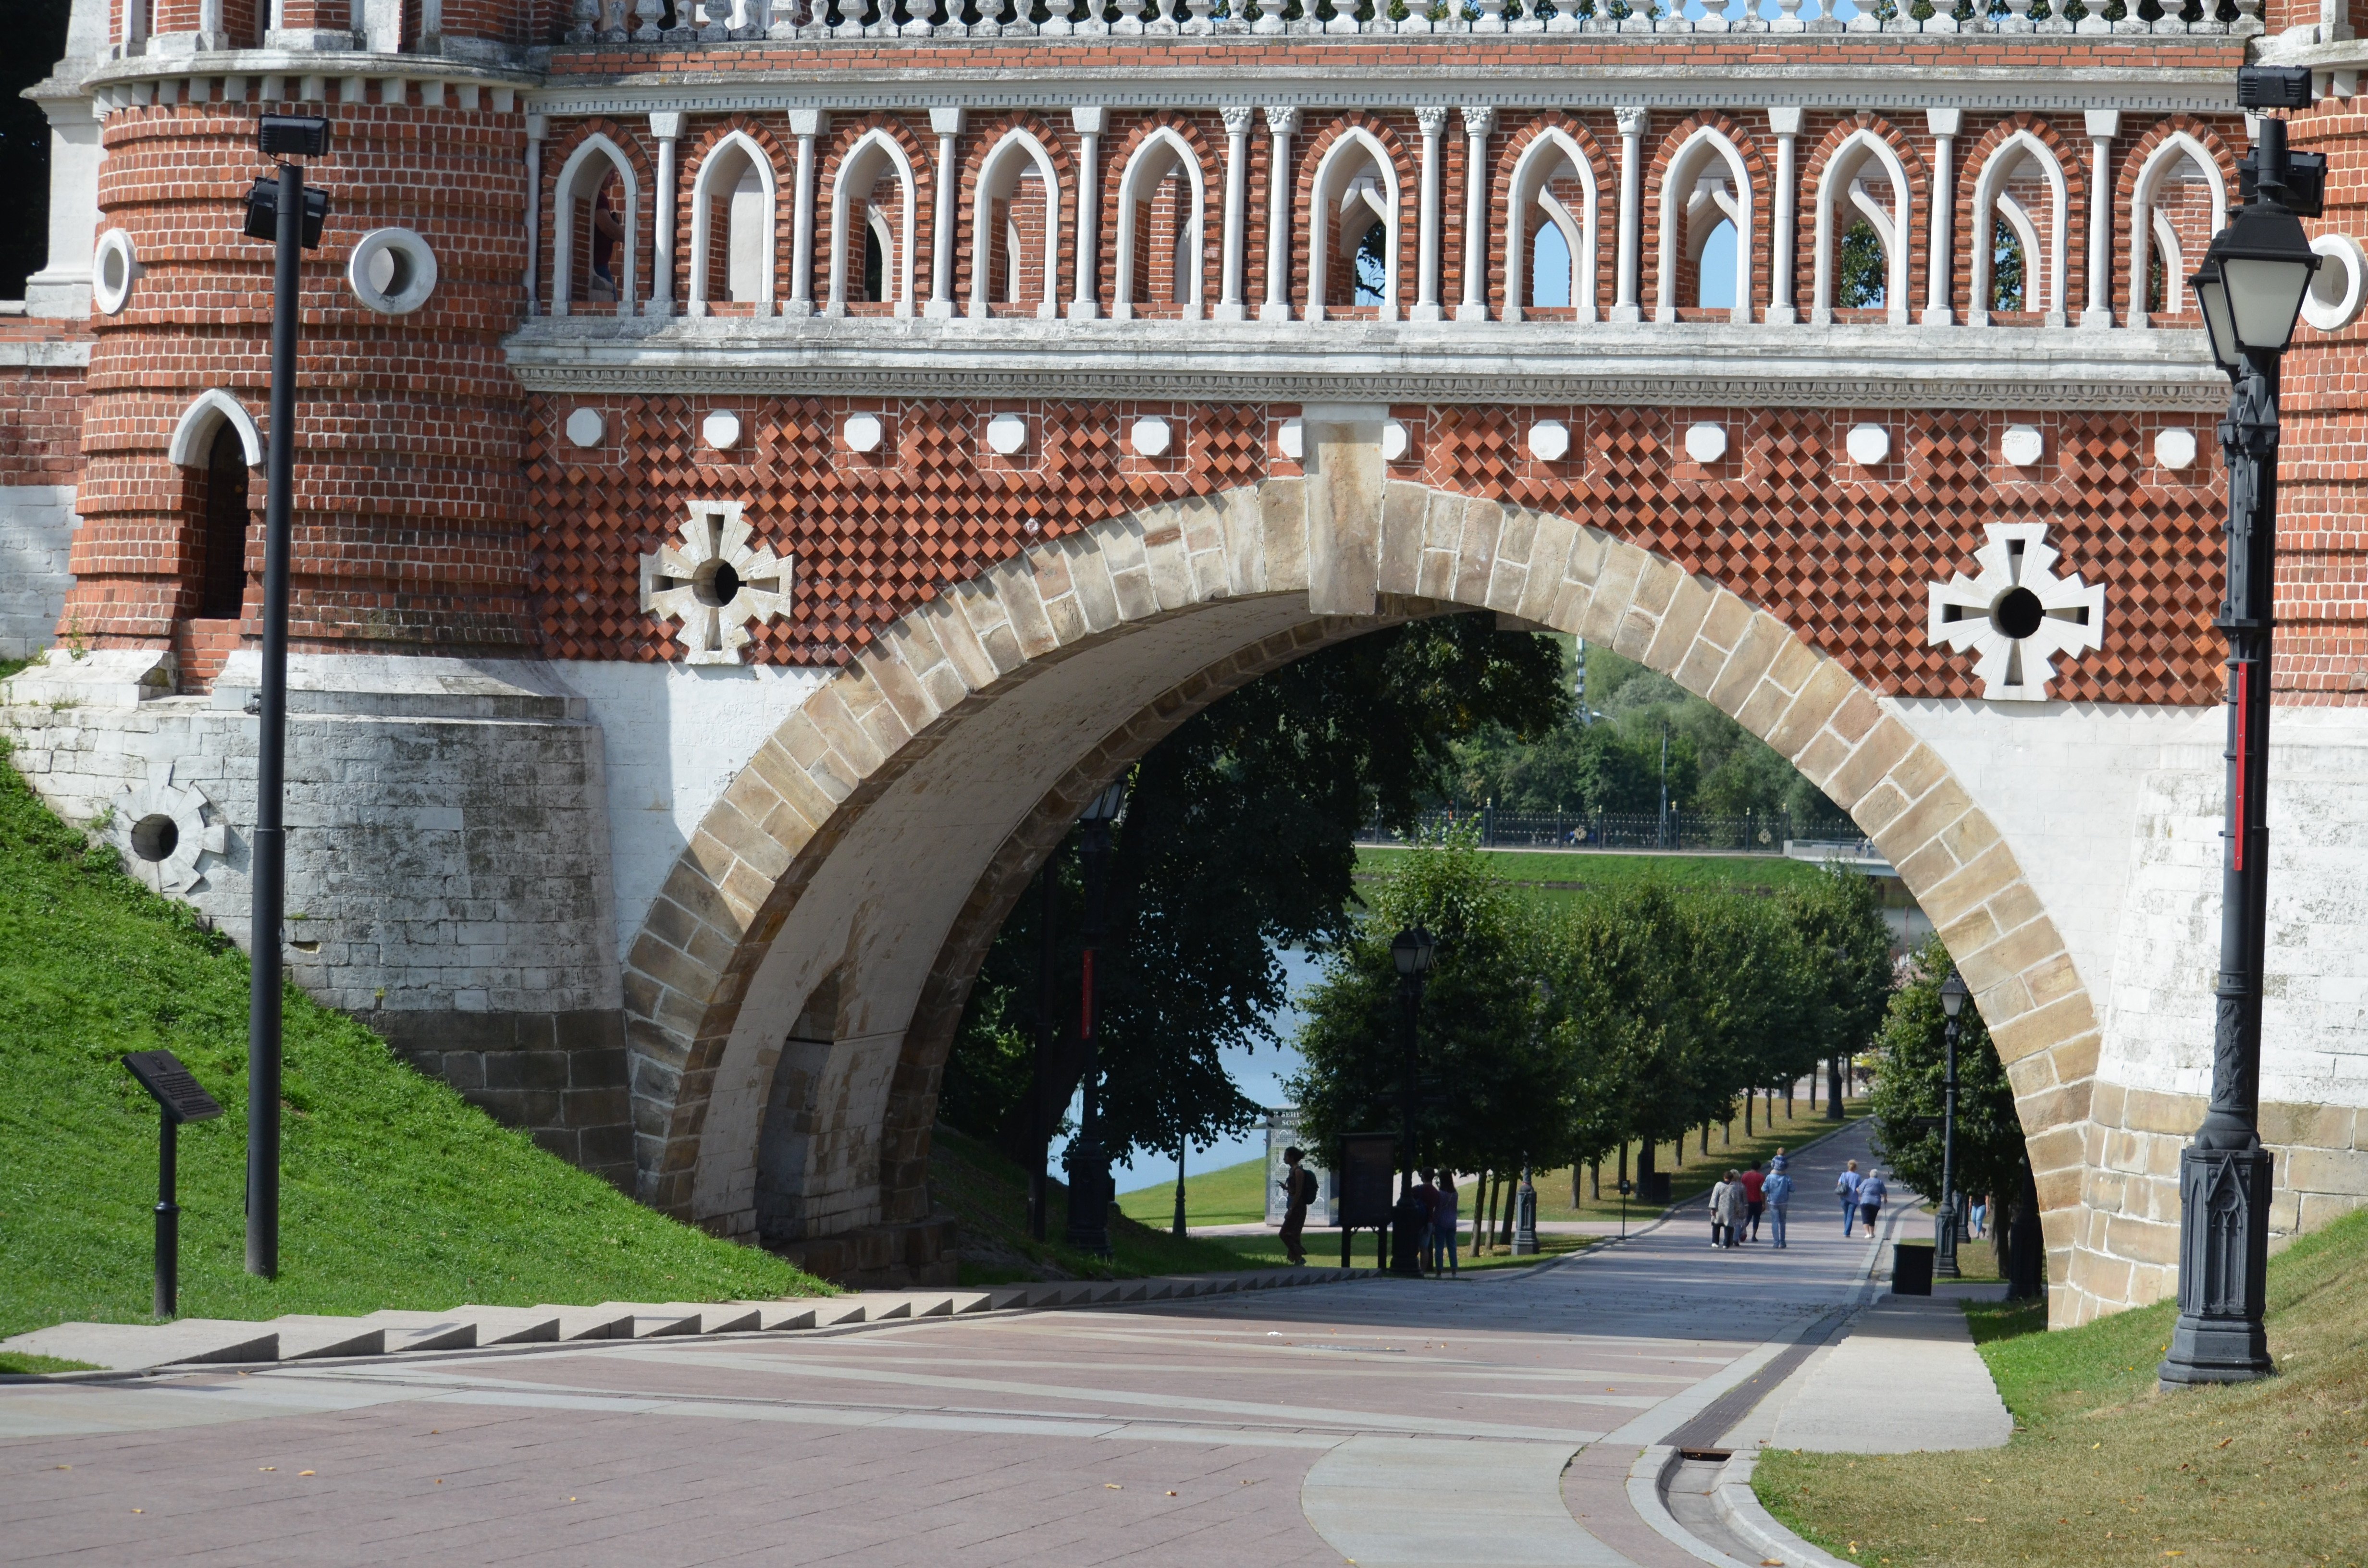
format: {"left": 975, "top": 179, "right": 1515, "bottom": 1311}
{"left": 1354, "top": 808, "right": 1865, "bottom": 855}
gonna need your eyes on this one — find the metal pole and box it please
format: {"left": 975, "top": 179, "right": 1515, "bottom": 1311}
{"left": 1065, "top": 818, "right": 1112, "bottom": 1257}
{"left": 155, "top": 1112, "right": 180, "bottom": 1318}
{"left": 1936, "top": 1013, "right": 1961, "bottom": 1279}
{"left": 246, "top": 159, "right": 300, "bottom": 1281}
{"left": 2159, "top": 336, "right": 2282, "bottom": 1386}
{"left": 1027, "top": 855, "right": 1055, "bottom": 1243}
{"left": 1172, "top": 1141, "right": 1187, "bottom": 1238}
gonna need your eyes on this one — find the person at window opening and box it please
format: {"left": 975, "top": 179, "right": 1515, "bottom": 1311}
{"left": 1856, "top": 1165, "right": 1888, "bottom": 1236}
{"left": 1412, "top": 1170, "right": 1441, "bottom": 1275}
{"left": 1277, "top": 1147, "right": 1317, "bottom": 1266}
{"left": 591, "top": 191, "right": 624, "bottom": 300}
{"left": 1837, "top": 1158, "right": 1864, "bottom": 1236}
{"left": 1740, "top": 1159, "right": 1767, "bottom": 1242}
{"left": 1764, "top": 1154, "right": 1794, "bottom": 1250}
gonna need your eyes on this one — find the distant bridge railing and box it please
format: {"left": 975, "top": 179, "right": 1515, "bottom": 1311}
{"left": 1356, "top": 808, "right": 1867, "bottom": 854}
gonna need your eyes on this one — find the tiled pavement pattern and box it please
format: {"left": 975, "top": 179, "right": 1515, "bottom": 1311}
{"left": 1, "top": 1125, "right": 1916, "bottom": 1567}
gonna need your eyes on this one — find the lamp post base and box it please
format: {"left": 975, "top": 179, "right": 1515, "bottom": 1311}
{"left": 1064, "top": 1138, "right": 1114, "bottom": 1257}
{"left": 2157, "top": 1144, "right": 2275, "bottom": 1388}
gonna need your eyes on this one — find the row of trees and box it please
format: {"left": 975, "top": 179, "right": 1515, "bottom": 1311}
{"left": 1287, "top": 836, "right": 1896, "bottom": 1190}
{"left": 1448, "top": 646, "right": 1852, "bottom": 823}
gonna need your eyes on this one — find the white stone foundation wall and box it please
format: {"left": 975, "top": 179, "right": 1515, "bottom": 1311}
{"left": 0, "top": 485, "right": 78, "bottom": 661}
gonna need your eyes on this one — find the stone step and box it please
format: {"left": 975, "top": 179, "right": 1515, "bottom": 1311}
{"left": 537, "top": 1305, "right": 638, "bottom": 1341}
{"left": 447, "top": 1307, "right": 566, "bottom": 1345}
{"left": 262, "top": 1317, "right": 388, "bottom": 1360}
{"left": 349, "top": 1311, "right": 480, "bottom": 1353}
{"left": 1, "top": 1319, "right": 279, "bottom": 1372}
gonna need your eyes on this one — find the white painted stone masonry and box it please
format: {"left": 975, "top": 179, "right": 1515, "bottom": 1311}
{"left": 0, "top": 485, "right": 78, "bottom": 661}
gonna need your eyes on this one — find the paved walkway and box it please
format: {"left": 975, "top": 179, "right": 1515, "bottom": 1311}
{"left": 0, "top": 1122, "right": 2006, "bottom": 1567}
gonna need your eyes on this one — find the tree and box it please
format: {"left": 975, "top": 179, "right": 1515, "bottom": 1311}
{"left": 1778, "top": 862, "right": 1897, "bottom": 1101}
{"left": 941, "top": 615, "right": 1569, "bottom": 1174}
{"left": 1869, "top": 935, "right": 2030, "bottom": 1266}
{"left": 1287, "top": 832, "right": 1576, "bottom": 1182}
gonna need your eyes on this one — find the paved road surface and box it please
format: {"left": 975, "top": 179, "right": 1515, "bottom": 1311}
{"left": 2, "top": 1123, "right": 1918, "bottom": 1567}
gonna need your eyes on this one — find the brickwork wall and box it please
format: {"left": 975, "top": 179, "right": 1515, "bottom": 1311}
{"left": 69, "top": 87, "right": 533, "bottom": 658}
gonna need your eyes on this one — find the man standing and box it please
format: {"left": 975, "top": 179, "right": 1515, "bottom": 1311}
{"left": 1430, "top": 1170, "right": 1460, "bottom": 1277}
{"left": 1707, "top": 1172, "right": 1733, "bottom": 1249}
{"left": 1837, "top": 1158, "right": 1864, "bottom": 1236}
{"left": 1764, "top": 1155, "right": 1794, "bottom": 1249}
{"left": 1740, "top": 1160, "right": 1767, "bottom": 1242}
{"left": 1412, "top": 1170, "right": 1441, "bottom": 1276}
{"left": 1278, "top": 1146, "right": 1316, "bottom": 1266}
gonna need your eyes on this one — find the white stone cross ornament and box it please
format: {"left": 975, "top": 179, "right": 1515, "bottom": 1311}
{"left": 639, "top": 499, "right": 792, "bottom": 665}
{"left": 1926, "top": 522, "right": 2105, "bottom": 702}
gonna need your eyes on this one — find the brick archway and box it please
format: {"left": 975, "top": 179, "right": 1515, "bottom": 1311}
{"left": 621, "top": 421, "right": 2100, "bottom": 1312}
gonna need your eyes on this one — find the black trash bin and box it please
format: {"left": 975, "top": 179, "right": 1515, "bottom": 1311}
{"left": 1892, "top": 1242, "right": 1935, "bottom": 1296}
{"left": 1638, "top": 1171, "right": 1672, "bottom": 1204}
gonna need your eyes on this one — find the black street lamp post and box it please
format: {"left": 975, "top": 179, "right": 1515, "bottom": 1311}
{"left": 2160, "top": 69, "right": 2323, "bottom": 1389}
{"left": 237, "top": 115, "right": 330, "bottom": 1281}
{"left": 1389, "top": 926, "right": 1435, "bottom": 1278}
{"left": 1936, "top": 968, "right": 1970, "bottom": 1281}
{"left": 1064, "top": 782, "right": 1127, "bottom": 1258}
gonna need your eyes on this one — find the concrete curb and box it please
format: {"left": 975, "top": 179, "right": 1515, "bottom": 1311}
{"left": 1713, "top": 1452, "right": 1856, "bottom": 1568}
{"left": 0, "top": 1265, "right": 1381, "bottom": 1379}
{"left": 1628, "top": 1446, "right": 1760, "bottom": 1568}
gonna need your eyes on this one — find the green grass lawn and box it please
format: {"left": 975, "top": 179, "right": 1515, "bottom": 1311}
{"left": 0, "top": 741, "right": 823, "bottom": 1342}
{"left": 1754, "top": 1207, "right": 2368, "bottom": 1568}
{"left": 1356, "top": 845, "right": 1837, "bottom": 894}
{"left": 1116, "top": 1153, "right": 1271, "bottom": 1228}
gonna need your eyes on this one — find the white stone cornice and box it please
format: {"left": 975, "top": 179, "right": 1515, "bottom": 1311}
{"left": 504, "top": 316, "right": 2229, "bottom": 412}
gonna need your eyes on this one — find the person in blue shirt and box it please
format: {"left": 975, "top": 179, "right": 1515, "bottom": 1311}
{"left": 1836, "top": 1159, "right": 1864, "bottom": 1235}
{"left": 1764, "top": 1155, "right": 1795, "bottom": 1249}
{"left": 1857, "top": 1167, "right": 1888, "bottom": 1234}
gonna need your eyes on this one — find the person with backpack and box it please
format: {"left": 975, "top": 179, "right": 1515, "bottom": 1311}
{"left": 1837, "top": 1159, "right": 1864, "bottom": 1236}
{"left": 1856, "top": 1167, "right": 1888, "bottom": 1235}
{"left": 1763, "top": 1155, "right": 1795, "bottom": 1249}
{"left": 1429, "top": 1170, "right": 1460, "bottom": 1277}
{"left": 1277, "top": 1147, "right": 1318, "bottom": 1265}
{"left": 1740, "top": 1160, "right": 1767, "bottom": 1242}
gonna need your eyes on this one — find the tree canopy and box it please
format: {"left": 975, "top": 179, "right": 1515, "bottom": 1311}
{"left": 1868, "top": 935, "right": 2029, "bottom": 1211}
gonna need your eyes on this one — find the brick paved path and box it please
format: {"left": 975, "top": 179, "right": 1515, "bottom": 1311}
{"left": 1, "top": 1125, "right": 1891, "bottom": 1567}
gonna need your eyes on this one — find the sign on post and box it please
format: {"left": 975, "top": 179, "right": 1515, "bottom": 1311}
{"left": 122, "top": 1051, "right": 221, "bottom": 1318}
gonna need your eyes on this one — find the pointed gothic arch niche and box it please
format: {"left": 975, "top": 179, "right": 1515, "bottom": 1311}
{"left": 551, "top": 133, "right": 639, "bottom": 318}
{"left": 168, "top": 390, "right": 262, "bottom": 622}
{"left": 968, "top": 128, "right": 1064, "bottom": 319}
{"left": 1113, "top": 128, "right": 1208, "bottom": 320}
{"left": 1969, "top": 131, "right": 2071, "bottom": 327}
{"left": 2126, "top": 133, "right": 2227, "bottom": 329}
{"left": 1307, "top": 128, "right": 1401, "bottom": 322}
{"left": 827, "top": 129, "right": 917, "bottom": 318}
{"left": 1504, "top": 129, "right": 1600, "bottom": 324}
{"left": 1654, "top": 126, "right": 1756, "bottom": 323}
{"left": 1811, "top": 129, "right": 1914, "bottom": 325}
{"left": 689, "top": 131, "right": 778, "bottom": 315}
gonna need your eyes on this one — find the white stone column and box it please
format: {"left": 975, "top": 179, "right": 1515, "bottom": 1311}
{"left": 1923, "top": 108, "right": 1959, "bottom": 327}
{"left": 1413, "top": 106, "right": 1447, "bottom": 322}
{"left": 1261, "top": 105, "right": 1299, "bottom": 323}
{"left": 1613, "top": 105, "right": 1647, "bottom": 323}
{"left": 525, "top": 114, "right": 546, "bottom": 317}
{"left": 1071, "top": 106, "right": 1106, "bottom": 320}
{"left": 649, "top": 111, "right": 681, "bottom": 318}
{"left": 928, "top": 107, "right": 963, "bottom": 319}
{"left": 1217, "top": 106, "right": 1254, "bottom": 321}
{"left": 788, "top": 109, "right": 824, "bottom": 318}
{"left": 2083, "top": 109, "right": 2120, "bottom": 329}
{"left": 1764, "top": 107, "right": 1799, "bottom": 326}
{"left": 1457, "top": 105, "right": 1494, "bottom": 322}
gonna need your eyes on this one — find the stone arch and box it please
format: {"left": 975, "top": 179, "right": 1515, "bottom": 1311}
{"left": 1109, "top": 120, "right": 1212, "bottom": 320}
{"left": 1963, "top": 116, "right": 2078, "bottom": 327}
{"left": 619, "top": 448, "right": 2106, "bottom": 1318}
{"left": 824, "top": 119, "right": 925, "bottom": 318}
{"left": 966, "top": 125, "right": 1066, "bottom": 320}
{"left": 1298, "top": 114, "right": 1414, "bottom": 322}
{"left": 167, "top": 387, "right": 262, "bottom": 469}
{"left": 682, "top": 122, "right": 785, "bottom": 315}
{"left": 547, "top": 124, "right": 645, "bottom": 318}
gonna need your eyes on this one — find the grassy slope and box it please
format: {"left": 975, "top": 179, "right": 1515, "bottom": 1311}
{"left": 1116, "top": 1154, "right": 1271, "bottom": 1227}
{"left": 1755, "top": 1207, "right": 2368, "bottom": 1568}
{"left": 0, "top": 743, "right": 820, "bottom": 1341}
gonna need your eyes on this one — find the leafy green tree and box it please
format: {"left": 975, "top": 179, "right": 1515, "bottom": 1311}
{"left": 1778, "top": 862, "right": 1898, "bottom": 1089}
{"left": 1287, "top": 833, "right": 1576, "bottom": 1181}
{"left": 1837, "top": 218, "right": 1887, "bottom": 309}
{"left": 1869, "top": 935, "right": 2029, "bottom": 1232}
{"left": 942, "top": 615, "right": 1568, "bottom": 1173}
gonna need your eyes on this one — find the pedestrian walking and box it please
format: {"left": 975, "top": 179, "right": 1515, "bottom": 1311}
{"left": 1969, "top": 1192, "right": 1988, "bottom": 1239}
{"left": 1413, "top": 1170, "right": 1441, "bottom": 1275}
{"left": 1430, "top": 1171, "right": 1460, "bottom": 1276}
{"left": 1740, "top": 1160, "right": 1767, "bottom": 1242}
{"left": 1837, "top": 1159, "right": 1863, "bottom": 1236}
{"left": 1715, "top": 1170, "right": 1747, "bottom": 1249}
{"left": 1764, "top": 1156, "right": 1794, "bottom": 1249}
{"left": 1707, "top": 1172, "right": 1733, "bottom": 1249}
{"left": 1277, "top": 1147, "right": 1317, "bottom": 1265}
{"left": 1857, "top": 1167, "right": 1888, "bottom": 1235}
